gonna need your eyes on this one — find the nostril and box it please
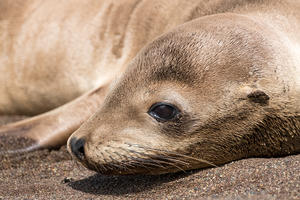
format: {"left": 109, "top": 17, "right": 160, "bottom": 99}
{"left": 70, "top": 137, "right": 86, "bottom": 160}
{"left": 78, "top": 144, "right": 84, "bottom": 154}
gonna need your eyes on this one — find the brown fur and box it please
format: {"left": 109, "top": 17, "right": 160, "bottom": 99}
{"left": 0, "top": 0, "right": 299, "bottom": 174}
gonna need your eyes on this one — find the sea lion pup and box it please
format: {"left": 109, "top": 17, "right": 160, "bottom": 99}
{"left": 68, "top": 6, "right": 300, "bottom": 174}
{"left": 0, "top": 1, "right": 299, "bottom": 174}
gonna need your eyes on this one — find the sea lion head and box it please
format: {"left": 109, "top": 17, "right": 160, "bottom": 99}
{"left": 68, "top": 14, "right": 291, "bottom": 175}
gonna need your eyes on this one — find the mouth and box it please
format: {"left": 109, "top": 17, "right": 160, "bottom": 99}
{"left": 80, "top": 156, "right": 188, "bottom": 175}
{"left": 73, "top": 144, "right": 217, "bottom": 175}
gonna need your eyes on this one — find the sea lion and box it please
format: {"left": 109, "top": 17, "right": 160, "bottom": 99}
{"left": 0, "top": 0, "right": 299, "bottom": 175}
{"left": 1, "top": 0, "right": 202, "bottom": 149}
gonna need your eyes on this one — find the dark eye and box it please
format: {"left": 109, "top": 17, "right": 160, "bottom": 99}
{"left": 148, "top": 102, "right": 179, "bottom": 122}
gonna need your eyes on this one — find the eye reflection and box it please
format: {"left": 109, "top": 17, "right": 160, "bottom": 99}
{"left": 148, "top": 102, "right": 179, "bottom": 122}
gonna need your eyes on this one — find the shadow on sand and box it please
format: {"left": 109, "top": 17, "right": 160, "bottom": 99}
{"left": 68, "top": 170, "right": 199, "bottom": 195}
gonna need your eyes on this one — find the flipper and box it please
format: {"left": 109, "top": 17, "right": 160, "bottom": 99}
{"left": 0, "top": 85, "right": 108, "bottom": 153}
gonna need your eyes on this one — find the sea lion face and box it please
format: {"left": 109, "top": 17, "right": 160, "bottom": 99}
{"left": 68, "top": 15, "right": 275, "bottom": 175}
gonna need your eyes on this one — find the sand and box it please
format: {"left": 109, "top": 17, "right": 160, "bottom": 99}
{"left": 0, "top": 116, "right": 299, "bottom": 200}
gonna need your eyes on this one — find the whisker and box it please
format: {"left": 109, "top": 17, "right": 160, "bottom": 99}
{"left": 120, "top": 159, "right": 151, "bottom": 173}
{"left": 126, "top": 149, "right": 186, "bottom": 172}
{"left": 112, "top": 151, "right": 133, "bottom": 172}
{"left": 82, "top": 142, "right": 216, "bottom": 174}
{"left": 127, "top": 158, "right": 154, "bottom": 173}
{"left": 94, "top": 163, "right": 104, "bottom": 173}
{"left": 118, "top": 147, "right": 141, "bottom": 159}
{"left": 95, "top": 150, "right": 109, "bottom": 171}
{"left": 108, "top": 153, "right": 132, "bottom": 172}
{"left": 126, "top": 143, "right": 217, "bottom": 167}
{"left": 122, "top": 160, "right": 139, "bottom": 170}
{"left": 150, "top": 158, "right": 187, "bottom": 173}
{"left": 157, "top": 155, "right": 191, "bottom": 166}
{"left": 129, "top": 149, "right": 184, "bottom": 168}
{"left": 114, "top": 147, "right": 168, "bottom": 172}
{"left": 129, "top": 157, "right": 166, "bottom": 169}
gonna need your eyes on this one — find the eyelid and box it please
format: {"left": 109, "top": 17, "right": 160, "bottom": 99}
{"left": 148, "top": 102, "right": 180, "bottom": 111}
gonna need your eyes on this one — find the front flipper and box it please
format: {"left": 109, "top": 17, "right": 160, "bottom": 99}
{"left": 0, "top": 85, "right": 108, "bottom": 153}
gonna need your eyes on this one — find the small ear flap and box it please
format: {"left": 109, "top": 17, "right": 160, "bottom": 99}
{"left": 247, "top": 90, "right": 270, "bottom": 105}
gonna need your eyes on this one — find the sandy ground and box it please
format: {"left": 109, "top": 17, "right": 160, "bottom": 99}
{"left": 0, "top": 116, "right": 299, "bottom": 200}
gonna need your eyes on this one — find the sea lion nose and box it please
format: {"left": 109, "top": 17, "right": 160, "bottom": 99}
{"left": 69, "top": 137, "right": 86, "bottom": 161}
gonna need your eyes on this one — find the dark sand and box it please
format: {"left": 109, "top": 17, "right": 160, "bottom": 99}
{"left": 0, "top": 116, "right": 299, "bottom": 200}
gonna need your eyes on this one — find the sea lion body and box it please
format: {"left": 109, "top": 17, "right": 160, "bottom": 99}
{"left": 1, "top": 0, "right": 209, "bottom": 147}
{"left": 0, "top": 0, "right": 204, "bottom": 115}
{"left": 0, "top": 0, "right": 299, "bottom": 174}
